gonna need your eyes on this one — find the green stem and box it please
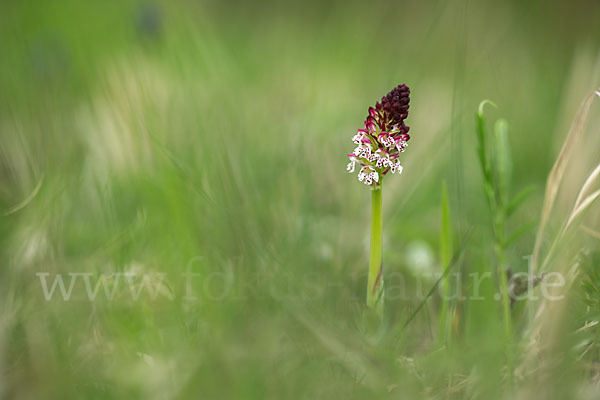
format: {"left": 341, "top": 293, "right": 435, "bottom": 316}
{"left": 495, "top": 218, "right": 514, "bottom": 384}
{"left": 367, "top": 186, "right": 384, "bottom": 316}
{"left": 486, "top": 182, "right": 512, "bottom": 342}
{"left": 495, "top": 243, "right": 512, "bottom": 339}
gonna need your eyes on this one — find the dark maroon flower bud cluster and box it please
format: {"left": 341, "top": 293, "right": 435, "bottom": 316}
{"left": 374, "top": 84, "right": 411, "bottom": 136}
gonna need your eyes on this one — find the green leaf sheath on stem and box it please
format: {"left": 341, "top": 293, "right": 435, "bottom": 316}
{"left": 367, "top": 186, "right": 384, "bottom": 316}
{"left": 494, "top": 119, "right": 512, "bottom": 209}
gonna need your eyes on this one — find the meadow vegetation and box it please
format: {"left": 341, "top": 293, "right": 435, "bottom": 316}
{"left": 1, "top": 1, "right": 600, "bottom": 398}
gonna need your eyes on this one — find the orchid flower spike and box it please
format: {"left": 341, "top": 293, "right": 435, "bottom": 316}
{"left": 347, "top": 84, "right": 411, "bottom": 188}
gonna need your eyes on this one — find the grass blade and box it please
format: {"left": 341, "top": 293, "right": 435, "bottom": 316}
{"left": 437, "top": 182, "right": 453, "bottom": 345}
{"left": 506, "top": 185, "right": 535, "bottom": 217}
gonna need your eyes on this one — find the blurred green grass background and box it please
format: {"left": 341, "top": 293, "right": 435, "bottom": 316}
{"left": 1, "top": 0, "right": 600, "bottom": 398}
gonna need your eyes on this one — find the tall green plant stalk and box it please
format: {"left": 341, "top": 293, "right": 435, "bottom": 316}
{"left": 345, "top": 84, "right": 412, "bottom": 317}
{"left": 476, "top": 102, "right": 513, "bottom": 339}
{"left": 367, "top": 186, "right": 384, "bottom": 317}
{"left": 475, "top": 101, "right": 543, "bottom": 384}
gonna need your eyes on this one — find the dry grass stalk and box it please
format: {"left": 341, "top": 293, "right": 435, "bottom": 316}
{"left": 532, "top": 89, "right": 600, "bottom": 272}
